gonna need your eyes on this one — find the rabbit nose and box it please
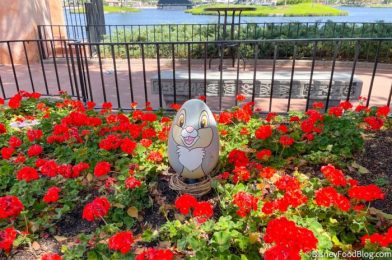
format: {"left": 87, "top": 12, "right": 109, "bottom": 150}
{"left": 185, "top": 126, "right": 194, "bottom": 133}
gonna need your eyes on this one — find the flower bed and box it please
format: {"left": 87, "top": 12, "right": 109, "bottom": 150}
{"left": 0, "top": 91, "right": 391, "bottom": 259}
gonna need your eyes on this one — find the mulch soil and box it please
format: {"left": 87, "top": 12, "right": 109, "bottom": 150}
{"left": 352, "top": 129, "right": 392, "bottom": 214}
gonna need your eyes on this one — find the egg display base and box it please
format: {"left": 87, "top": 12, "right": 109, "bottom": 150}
{"left": 167, "top": 163, "right": 221, "bottom": 197}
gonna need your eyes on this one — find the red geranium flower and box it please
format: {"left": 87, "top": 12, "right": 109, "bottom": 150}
{"left": 8, "top": 136, "right": 22, "bottom": 148}
{"left": 16, "top": 166, "right": 39, "bottom": 182}
{"left": 82, "top": 197, "right": 111, "bottom": 221}
{"left": 364, "top": 116, "right": 384, "bottom": 131}
{"left": 255, "top": 125, "right": 272, "bottom": 140}
{"left": 0, "top": 123, "right": 6, "bottom": 135}
{"left": 279, "top": 135, "right": 295, "bottom": 147}
{"left": 328, "top": 107, "right": 343, "bottom": 117}
{"left": 232, "top": 192, "right": 258, "bottom": 217}
{"left": 136, "top": 248, "right": 174, "bottom": 260}
{"left": 348, "top": 184, "right": 385, "bottom": 202}
{"left": 193, "top": 201, "right": 214, "bottom": 223}
{"left": 312, "top": 101, "right": 324, "bottom": 109}
{"left": 108, "top": 231, "right": 134, "bottom": 254}
{"left": 339, "top": 101, "right": 353, "bottom": 110}
{"left": 236, "top": 95, "right": 246, "bottom": 102}
{"left": 8, "top": 94, "right": 22, "bottom": 109}
{"left": 320, "top": 164, "right": 347, "bottom": 187}
{"left": 315, "top": 187, "right": 350, "bottom": 211}
{"left": 218, "top": 112, "right": 233, "bottom": 125}
{"left": 121, "top": 138, "right": 137, "bottom": 155}
{"left": 41, "top": 253, "right": 62, "bottom": 260}
{"left": 264, "top": 217, "right": 318, "bottom": 259}
{"left": 0, "top": 227, "right": 17, "bottom": 253}
{"left": 94, "top": 162, "right": 111, "bottom": 177}
{"left": 376, "top": 106, "right": 390, "bottom": 117}
{"left": 26, "top": 129, "right": 43, "bottom": 142}
{"left": 259, "top": 166, "right": 276, "bottom": 179}
{"left": 0, "top": 196, "right": 24, "bottom": 219}
{"left": 175, "top": 194, "right": 197, "bottom": 215}
{"left": 256, "top": 149, "right": 272, "bottom": 161}
{"left": 147, "top": 151, "right": 163, "bottom": 163}
{"left": 125, "top": 176, "right": 142, "bottom": 189}
{"left": 27, "top": 144, "right": 43, "bottom": 157}
{"left": 43, "top": 187, "right": 61, "bottom": 204}
{"left": 275, "top": 175, "right": 300, "bottom": 192}
{"left": 1, "top": 147, "right": 15, "bottom": 160}
{"left": 227, "top": 149, "right": 249, "bottom": 167}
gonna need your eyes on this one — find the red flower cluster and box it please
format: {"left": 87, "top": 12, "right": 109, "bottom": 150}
{"left": 0, "top": 227, "right": 17, "bottom": 253}
{"left": 361, "top": 227, "right": 392, "bottom": 247}
{"left": 108, "top": 231, "right": 134, "bottom": 254}
{"left": 339, "top": 101, "right": 353, "bottom": 110}
{"left": 125, "top": 176, "right": 142, "bottom": 189}
{"left": 1, "top": 147, "right": 15, "bottom": 160}
{"left": 9, "top": 136, "right": 22, "bottom": 148}
{"left": 175, "top": 194, "right": 197, "bottom": 215}
{"left": 232, "top": 192, "right": 258, "bottom": 217}
{"left": 218, "top": 111, "right": 233, "bottom": 125}
{"left": 279, "top": 135, "right": 295, "bottom": 147}
{"left": 262, "top": 175, "right": 307, "bottom": 215}
{"left": 82, "top": 197, "right": 111, "bottom": 221}
{"left": 26, "top": 129, "right": 43, "bottom": 142}
{"left": 348, "top": 184, "right": 385, "bottom": 202}
{"left": 0, "top": 196, "right": 24, "bottom": 219}
{"left": 320, "top": 164, "right": 347, "bottom": 186}
{"left": 16, "top": 166, "right": 39, "bottom": 182}
{"left": 147, "top": 151, "right": 163, "bottom": 163}
{"left": 364, "top": 116, "right": 384, "bottom": 130}
{"left": 376, "top": 106, "right": 390, "bottom": 117}
{"left": 259, "top": 166, "right": 276, "bottom": 179}
{"left": 175, "top": 194, "right": 213, "bottom": 223}
{"left": 0, "top": 123, "right": 6, "bottom": 134}
{"left": 8, "top": 94, "right": 22, "bottom": 109}
{"left": 264, "top": 217, "right": 318, "bottom": 260}
{"left": 227, "top": 149, "right": 249, "bottom": 167}
{"left": 41, "top": 253, "right": 62, "bottom": 260}
{"left": 136, "top": 248, "right": 174, "bottom": 260}
{"left": 328, "top": 107, "right": 343, "bottom": 117}
{"left": 256, "top": 149, "right": 272, "bottom": 161}
{"left": 94, "top": 161, "right": 111, "bottom": 177}
{"left": 275, "top": 175, "right": 300, "bottom": 192}
{"left": 192, "top": 201, "right": 214, "bottom": 223}
{"left": 232, "top": 166, "right": 251, "bottom": 183}
{"left": 43, "top": 187, "right": 61, "bottom": 204}
{"left": 255, "top": 125, "right": 272, "bottom": 140}
{"left": 27, "top": 144, "right": 43, "bottom": 157}
{"left": 315, "top": 187, "right": 350, "bottom": 211}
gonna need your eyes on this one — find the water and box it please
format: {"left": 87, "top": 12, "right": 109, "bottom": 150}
{"left": 99, "top": 7, "right": 392, "bottom": 25}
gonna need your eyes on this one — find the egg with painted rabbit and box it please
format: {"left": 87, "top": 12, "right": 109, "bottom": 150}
{"left": 168, "top": 99, "right": 220, "bottom": 180}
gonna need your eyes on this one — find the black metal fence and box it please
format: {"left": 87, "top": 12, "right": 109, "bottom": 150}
{"left": 1, "top": 38, "right": 392, "bottom": 112}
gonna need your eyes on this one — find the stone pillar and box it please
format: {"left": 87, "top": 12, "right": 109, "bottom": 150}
{"left": 0, "top": 0, "right": 66, "bottom": 64}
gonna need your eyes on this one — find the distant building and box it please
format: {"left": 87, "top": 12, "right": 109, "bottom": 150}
{"left": 157, "top": 0, "right": 193, "bottom": 10}
{"left": 105, "top": 0, "right": 133, "bottom": 7}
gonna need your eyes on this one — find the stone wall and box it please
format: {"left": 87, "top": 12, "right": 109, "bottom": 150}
{"left": 0, "top": 0, "right": 66, "bottom": 64}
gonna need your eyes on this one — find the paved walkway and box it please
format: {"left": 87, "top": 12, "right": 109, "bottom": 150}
{"left": 0, "top": 58, "right": 391, "bottom": 112}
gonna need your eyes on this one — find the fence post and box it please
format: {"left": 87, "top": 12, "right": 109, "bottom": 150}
{"left": 75, "top": 45, "right": 88, "bottom": 103}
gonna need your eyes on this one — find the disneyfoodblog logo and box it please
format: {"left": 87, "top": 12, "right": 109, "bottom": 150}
{"left": 311, "top": 250, "right": 392, "bottom": 259}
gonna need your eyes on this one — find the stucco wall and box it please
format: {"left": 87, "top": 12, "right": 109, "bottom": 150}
{"left": 0, "top": 0, "right": 66, "bottom": 64}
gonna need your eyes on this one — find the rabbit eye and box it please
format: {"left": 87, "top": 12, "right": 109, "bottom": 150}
{"left": 178, "top": 112, "right": 185, "bottom": 127}
{"left": 199, "top": 112, "right": 208, "bottom": 128}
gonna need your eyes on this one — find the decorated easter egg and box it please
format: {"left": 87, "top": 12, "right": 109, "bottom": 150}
{"left": 168, "top": 99, "right": 219, "bottom": 180}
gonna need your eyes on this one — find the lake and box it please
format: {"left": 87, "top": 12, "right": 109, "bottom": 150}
{"left": 101, "top": 7, "right": 392, "bottom": 24}
{"left": 65, "top": 7, "right": 392, "bottom": 26}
